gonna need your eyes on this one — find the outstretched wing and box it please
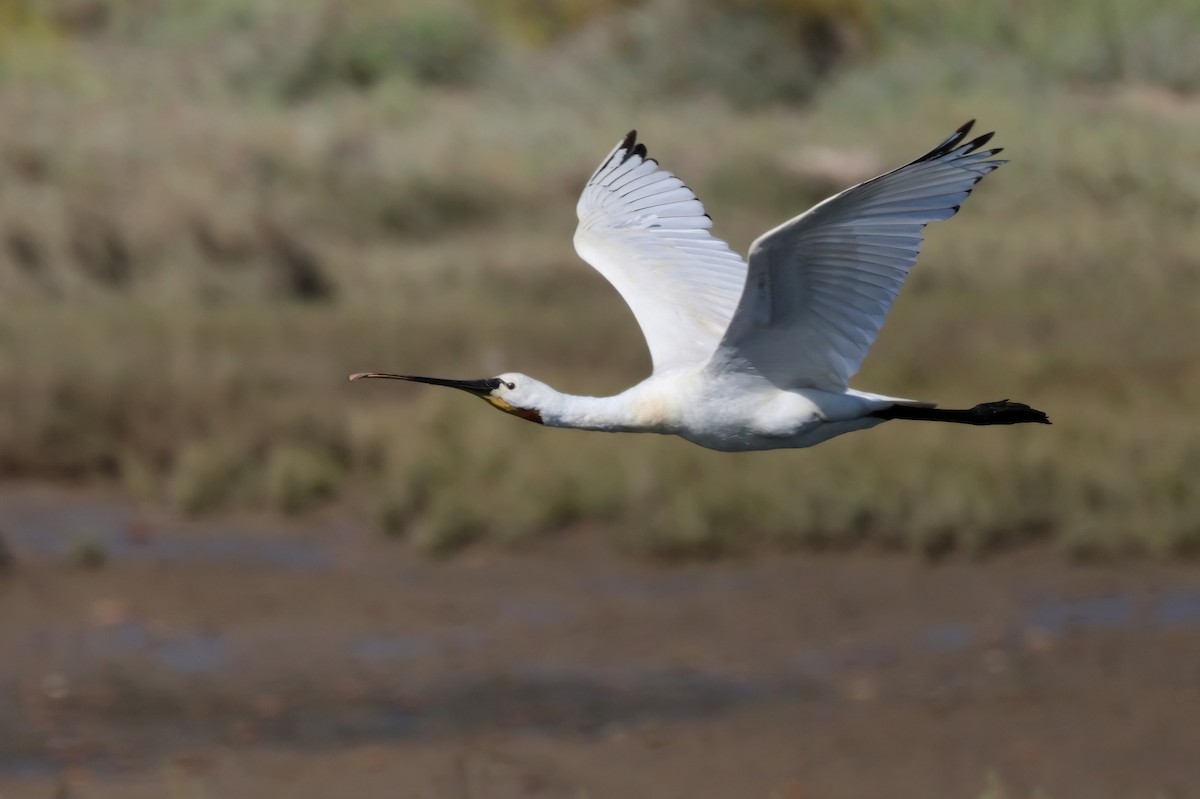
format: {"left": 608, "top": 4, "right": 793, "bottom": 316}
{"left": 715, "top": 121, "right": 1006, "bottom": 390}
{"left": 574, "top": 131, "right": 748, "bottom": 374}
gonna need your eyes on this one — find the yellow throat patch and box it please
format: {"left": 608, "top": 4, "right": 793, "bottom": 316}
{"left": 482, "top": 395, "right": 543, "bottom": 425}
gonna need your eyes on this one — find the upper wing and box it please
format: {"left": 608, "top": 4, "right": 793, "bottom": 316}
{"left": 574, "top": 131, "right": 748, "bottom": 374}
{"left": 714, "top": 121, "right": 1005, "bottom": 390}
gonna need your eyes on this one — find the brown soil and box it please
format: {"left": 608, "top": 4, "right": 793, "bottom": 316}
{"left": 0, "top": 485, "right": 1197, "bottom": 799}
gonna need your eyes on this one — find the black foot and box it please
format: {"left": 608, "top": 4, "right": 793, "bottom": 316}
{"left": 969, "top": 400, "right": 1051, "bottom": 425}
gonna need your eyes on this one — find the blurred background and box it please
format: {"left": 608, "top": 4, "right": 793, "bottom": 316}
{"left": 0, "top": 0, "right": 1197, "bottom": 796}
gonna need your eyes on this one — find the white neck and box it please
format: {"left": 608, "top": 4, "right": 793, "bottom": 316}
{"left": 539, "top": 386, "right": 673, "bottom": 434}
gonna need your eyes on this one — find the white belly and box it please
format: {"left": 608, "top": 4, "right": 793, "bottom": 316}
{"left": 678, "top": 415, "right": 886, "bottom": 452}
{"left": 674, "top": 386, "right": 887, "bottom": 452}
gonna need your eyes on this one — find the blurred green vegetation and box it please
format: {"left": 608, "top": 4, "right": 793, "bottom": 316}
{"left": 0, "top": 0, "right": 1197, "bottom": 558}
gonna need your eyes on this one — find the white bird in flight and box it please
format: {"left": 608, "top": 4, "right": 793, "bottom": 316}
{"left": 352, "top": 121, "right": 1049, "bottom": 451}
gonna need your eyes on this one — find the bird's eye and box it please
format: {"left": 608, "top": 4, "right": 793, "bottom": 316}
{"left": 503, "top": 380, "right": 515, "bottom": 390}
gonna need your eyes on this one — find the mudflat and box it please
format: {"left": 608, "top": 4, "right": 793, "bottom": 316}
{"left": 0, "top": 485, "right": 1196, "bottom": 799}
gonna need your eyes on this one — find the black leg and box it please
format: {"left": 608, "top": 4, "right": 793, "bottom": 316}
{"left": 871, "top": 399, "right": 1050, "bottom": 425}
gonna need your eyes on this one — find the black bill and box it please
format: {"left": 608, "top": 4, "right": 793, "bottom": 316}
{"left": 348, "top": 373, "right": 502, "bottom": 396}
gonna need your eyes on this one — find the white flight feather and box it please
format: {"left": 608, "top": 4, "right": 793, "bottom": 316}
{"left": 573, "top": 133, "right": 747, "bottom": 374}
{"left": 573, "top": 124, "right": 1005, "bottom": 393}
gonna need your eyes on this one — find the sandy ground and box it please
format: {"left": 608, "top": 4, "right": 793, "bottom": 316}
{"left": 0, "top": 484, "right": 1197, "bottom": 799}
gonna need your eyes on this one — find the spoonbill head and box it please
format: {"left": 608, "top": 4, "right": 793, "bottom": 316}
{"left": 349, "top": 371, "right": 548, "bottom": 425}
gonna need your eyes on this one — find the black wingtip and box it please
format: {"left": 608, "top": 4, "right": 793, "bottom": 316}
{"left": 942, "top": 120, "right": 975, "bottom": 152}
{"left": 966, "top": 130, "right": 995, "bottom": 151}
{"left": 910, "top": 119, "right": 1000, "bottom": 166}
{"left": 619, "top": 130, "right": 647, "bottom": 165}
{"left": 587, "top": 129, "right": 647, "bottom": 184}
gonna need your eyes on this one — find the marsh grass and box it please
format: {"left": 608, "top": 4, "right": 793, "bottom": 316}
{"left": 0, "top": 0, "right": 1197, "bottom": 558}
{"left": 0, "top": 529, "right": 13, "bottom": 575}
{"left": 69, "top": 531, "right": 107, "bottom": 569}
{"left": 263, "top": 443, "right": 343, "bottom": 515}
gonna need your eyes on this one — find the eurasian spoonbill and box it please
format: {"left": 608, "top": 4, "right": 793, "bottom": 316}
{"left": 351, "top": 122, "right": 1049, "bottom": 451}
